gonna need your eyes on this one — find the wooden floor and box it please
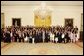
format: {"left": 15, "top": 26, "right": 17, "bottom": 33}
{"left": 1, "top": 42, "right": 83, "bottom": 55}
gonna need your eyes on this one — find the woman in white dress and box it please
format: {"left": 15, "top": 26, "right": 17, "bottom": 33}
{"left": 73, "top": 32, "right": 76, "bottom": 43}
{"left": 10, "top": 31, "right": 13, "bottom": 42}
{"left": 74, "top": 31, "right": 79, "bottom": 43}
{"left": 50, "top": 32, "right": 55, "bottom": 43}
{"left": 76, "top": 33, "right": 79, "bottom": 42}
{"left": 70, "top": 31, "right": 74, "bottom": 43}
{"left": 52, "top": 33, "right": 55, "bottom": 43}
{"left": 24, "top": 32, "right": 28, "bottom": 42}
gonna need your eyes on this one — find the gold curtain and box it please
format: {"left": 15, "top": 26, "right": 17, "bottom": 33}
{"left": 34, "top": 14, "right": 51, "bottom": 27}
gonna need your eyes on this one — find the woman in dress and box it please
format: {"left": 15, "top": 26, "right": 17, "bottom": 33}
{"left": 50, "top": 32, "right": 55, "bottom": 43}
{"left": 54, "top": 30, "right": 58, "bottom": 43}
{"left": 70, "top": 30, "right": 74, "bottom": 43}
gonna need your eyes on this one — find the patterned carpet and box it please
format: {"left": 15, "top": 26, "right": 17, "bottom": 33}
{"left": 1, "top": 42, "right": 83, "bottom": 55}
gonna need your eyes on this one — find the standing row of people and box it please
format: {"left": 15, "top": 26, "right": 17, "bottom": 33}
{"left": 1, "top": 25, "right": 79, "bottom": 43}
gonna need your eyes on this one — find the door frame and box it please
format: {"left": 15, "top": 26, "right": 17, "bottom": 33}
{"left": 64, "top": 18, "right": 74, "bottom": 27}
{"left": 12, "top": 18, "right": 21, "bottom": 27}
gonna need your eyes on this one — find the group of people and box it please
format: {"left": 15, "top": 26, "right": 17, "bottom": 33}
{"left": 1, "top": 25, "right": 79, "bottom": 43}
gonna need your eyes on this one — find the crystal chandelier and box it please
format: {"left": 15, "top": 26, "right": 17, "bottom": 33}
{"left": 40, "top": 2, "right": 48, "bottom": 19}
{"left": 34, "top": 1, "right": 52, "bottom": 20}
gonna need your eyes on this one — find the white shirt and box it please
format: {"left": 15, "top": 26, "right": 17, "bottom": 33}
{"left": 50, "top": 33, "right": 54, "bottom": 40}
{"left": 10, "top": 32, "right": 12, "bottom": 37}
{"left": 62, "top": 34, "right": 65, "bottom": 38}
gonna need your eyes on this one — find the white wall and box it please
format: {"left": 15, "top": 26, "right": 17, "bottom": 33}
{"left": 51, "top": 6, "right": 83, "bottom": 31}
{"left": 1, "top": 6, "right": 35, "bottom": 26}
{"left": 1, "top": 5, "right": 83, "bottom": 31}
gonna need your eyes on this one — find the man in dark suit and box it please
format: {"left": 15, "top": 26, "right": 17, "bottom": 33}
{"left": 39, "top": 31, "right": 42, "bottom": 42}
{"left": 6, "top": 31, "right": 11, "bottom": 43}
{"left": 35, "top": 31, "right": 38, "bottom": 43}
{"left": 64, "top": 31, "right": 69, "bottom": 43}
{"left": 45, "top": 30, "right": 49, "bottom": 42}
{"left": 29, "top": 31, "right": 32, "bottom": 43}
{"left": 3, "top": 31, "right": 6, "bottom": 42}
{"left": 57, "top": 31, "right": 62, "bottom": 43}
{"left": 35, "top": 30, "right": 41, "bottom": 43}
{"left": 14, "top": 32, "right": 17, "bottom": 42}
{"left": 32, "top": 30, "right": 36, "bottom": 43}
{"left": 37, "top": 31, "right": 40, "bottom": 43}
{"left": 21, "top": 31, "right": 24, "bottom": 42}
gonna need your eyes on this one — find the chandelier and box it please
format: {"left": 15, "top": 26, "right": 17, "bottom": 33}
{"left": 34, "top": 2, "right": 52, "bottom": 19}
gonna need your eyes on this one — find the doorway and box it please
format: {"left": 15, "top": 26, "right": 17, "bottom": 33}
{"left": 12, "top": 18, "right": 21, "bottom": 27}
{"left": 65, "top": 18, "right": 73, "bottom": 27}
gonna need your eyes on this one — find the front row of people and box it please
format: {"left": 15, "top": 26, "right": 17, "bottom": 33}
{"left": 1, "top": 26, "right": 79, "bottom": 43}
{"left": 2, "top": 30, "right": 79, "bottom": 44}
{"left": 50, "top": 30, "right": 79, "bottom": 43}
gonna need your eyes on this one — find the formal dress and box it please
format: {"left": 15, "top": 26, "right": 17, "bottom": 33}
{"left": 50, "top": 33, "right": 55, "bottom": 41}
